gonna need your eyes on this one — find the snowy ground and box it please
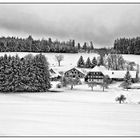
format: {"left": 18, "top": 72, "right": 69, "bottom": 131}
{"left": 0, "top": 82, "right": 140, "bottom": 136}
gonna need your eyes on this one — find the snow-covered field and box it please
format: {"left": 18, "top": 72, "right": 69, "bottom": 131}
{"left": 0, "top": 82, "right": 140, "bottom": 136}
{"left": 0, "top": 52, "right": 140, "bottom": 136}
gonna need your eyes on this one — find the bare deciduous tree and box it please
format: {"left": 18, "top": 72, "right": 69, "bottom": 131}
{"left": 104, "top": 54, "right": 125, "bottom": 70}
{"left": 55, "top": 55, "right": 64, "bottom": 66}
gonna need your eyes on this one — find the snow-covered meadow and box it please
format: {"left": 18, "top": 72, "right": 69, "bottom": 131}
{"left": 0, "top": 52, "right": 140, "bottom": 136}
{"left": 0, "top": 83, "right": 140, "bottom": 136}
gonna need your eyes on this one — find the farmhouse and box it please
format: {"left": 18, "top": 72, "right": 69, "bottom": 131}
{"left": 85, "top": 66, "right": 105, "bottom": 83}
{"left": 85, "top": 66, "right": 137, "bottom": 82}
{"left": 49, "top": 68, "right": 62, "bottom": 81}
{"left": 64, "top": 67, "right": 85, "bottom": 78}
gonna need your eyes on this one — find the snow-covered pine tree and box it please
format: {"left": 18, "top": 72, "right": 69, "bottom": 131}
{"left": 34, "top": 53, "right": 51, "bottom": 92}
{"left": 98, "top": 55, "right": 104, "bottom": 66}
{"left": 22, "top": 54, "right": 37, "bottom": 92}
{"left": 0, "top": 54, "right": 12, "bottom": 92}
{"left": 121, "top": 71, "right": 132, "bottom": 90}
{"left": 12, "top": 55, "right": 24, "bottom": 92}
{"left": 0, "top": 56, "right": 4, "bottom": 91}
{"left": 3, "top": 55, "right": 15, "bottom": 92}
{"left": 85, "top": 57, "right": 92, "bottom": 68}
{"left": 77, "top": 56, "right": 85, "bottom": 68}
{"left": 91, "top": 57, "right": 97, "bottom": 68}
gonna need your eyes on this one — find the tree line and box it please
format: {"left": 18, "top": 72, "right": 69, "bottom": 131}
{"left": 77, "top": 55, "right": 104, "bottom": 68}
{"left": 0, "top": 36, "right": 96, "bottom": 53}
{"left": 113, "top": 37, "right": 140, "bottom": 54}
{"left": 2, "top": 35, "right": 140, "bottom": 55}
{"left": 77, "top": 56, "right": 97, "bottom": 68}
{"left": 0, "top": 53, "right": 51, "bottom": 92}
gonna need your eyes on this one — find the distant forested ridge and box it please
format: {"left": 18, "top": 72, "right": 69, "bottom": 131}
{"left": 113, "top": 37, "right": 140, "bottom": 54}
{"left": 0, "top": 36, "right": 96, "bottom": 53}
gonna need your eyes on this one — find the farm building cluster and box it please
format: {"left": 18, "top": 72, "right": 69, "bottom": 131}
{"left": 49, "top": 65, "right": 139, "bottom": 84}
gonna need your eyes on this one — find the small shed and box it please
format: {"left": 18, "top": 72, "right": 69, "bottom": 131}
{"left": 49, "top": 68, "right": 62, "bottom": 81}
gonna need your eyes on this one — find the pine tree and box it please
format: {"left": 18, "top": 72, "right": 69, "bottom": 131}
{"left": 83, "top": 42, "right": 87, "bottom": 51}
{"left": 90, "top": 41, "right": 94, "bottom": 50}
{"left": 22, "top": 54, "right": 37, "bottom": 91}
{"left": 77, "top": 43, "right": 81, "bottom": 50}
{"left": 85, "top": 57, "right": 92, "bottom": 68}
{"left": 121, "top": 71, "right": 132, "bottom": 90}
{"left": 34, "top": 54, "right": 51, "bottom": 91}
{"left": 98, "top": 55, "right": 104, "bottom": 66}
{"left": 77, "top": 56, "right": 85, "bottom": 68}
{"left": 91, "top": 57, "right": 97, "bottom": 68}
{"left": 0, "top": 54, "right": 13, "bottom": 92}
{"left": 12, "top": 55, "right": 23, "bottom": 92}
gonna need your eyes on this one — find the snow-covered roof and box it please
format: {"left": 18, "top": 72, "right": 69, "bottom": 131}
{"left": 64, "top": 67, "right": 85, "bottom": 75}
{"left": 104, "top": 70, "right": 137, "bottom": 79}
{"left": 90, "top": 66, "right": 108, "bottom": 72}
{"left": 49, "top": 68, "right": 61, "bottom": 78}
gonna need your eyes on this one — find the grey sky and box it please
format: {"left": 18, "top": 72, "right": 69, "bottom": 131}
{"left": 0, "top": 4, "right": 140, "bottom": 48}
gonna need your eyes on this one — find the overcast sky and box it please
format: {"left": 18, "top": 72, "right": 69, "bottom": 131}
{"left": 0, "top": 4, "right": 140, "bottom": 48}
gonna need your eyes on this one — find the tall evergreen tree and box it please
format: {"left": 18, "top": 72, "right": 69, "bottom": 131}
{"left": 85, "top": 57, "right": 92, "bottom": 68}
{"left": 91, "top": 57, "right": 97, "bottom": 68}
{"left": 98, "top": 55, "right": 104, "bottom": 66}
{"left": 72, "top": 40, "right": 75, "bottom": 47}
{"left": 34, "top": 54, "right": 51, "bottom": 91}
{"left": 83, "top": 42, "right": 87, "bottom": 51}
{"left": 77, "top": 43, "right": 81, "bottom": 50}
{"left": 90, "top": 41, "right": 94, "bottom": 50}
{"left": 121, "top": 71, "right": 132, "bottom": 90}
{"left": 77, "top": 56, "right": 85, "bottom": 68}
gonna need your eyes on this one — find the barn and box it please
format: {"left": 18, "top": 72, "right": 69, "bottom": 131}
{"left": 104, "top": 70, "right": 137, "bottom": 82}
{"left": 64, "top": 67, "right": 85, "bottom": 78}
